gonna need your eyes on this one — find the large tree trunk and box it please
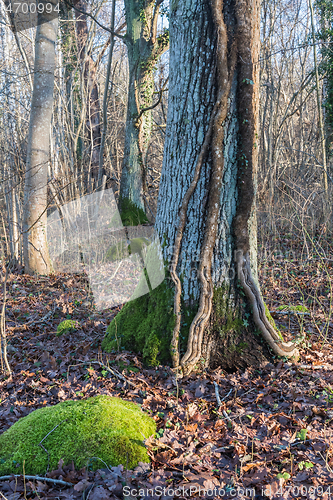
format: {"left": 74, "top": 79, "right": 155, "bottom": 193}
{"left": 23, "top": 10, "right": 58, "bottom": 274}
{"left": 120, "top": 0, "right": 169, "bottom": 214}
{"left": 103, "top": 0, "right": 298, "bottom": 373}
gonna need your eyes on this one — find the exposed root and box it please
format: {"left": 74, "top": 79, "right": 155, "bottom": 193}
{"left": 171, "top": 0, "right": 237, "bottom": 376}
{"left": 171, "top": 0, "right": 298, "bottom": 376}
{"left": 170, "top": 88, "right": 219, "bottom": 370}
{"left": 236, "top": 251, "right": 298, "bottom": 358}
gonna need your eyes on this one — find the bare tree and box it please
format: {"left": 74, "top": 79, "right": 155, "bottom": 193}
{"left": 23, "top": 5, "right": 59, "bottom": 274}
{"left": 103, "top": 0, "right": 298, "bottom": 374}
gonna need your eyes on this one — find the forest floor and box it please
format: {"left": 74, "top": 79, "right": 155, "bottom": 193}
{"left": 1, "top": 249, "right": 333, "bottom": 499}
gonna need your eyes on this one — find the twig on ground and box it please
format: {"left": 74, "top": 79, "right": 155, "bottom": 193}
{"left": 298, "top": 364, "right": 332, "bottom": 370}
{"left": 214, "top": 445, "right": 235, "bottom": 452}
{"left": 0, "top": 475, "right": 73, "bottom": 487}
{"left": 87, "top": 457, "right": 111, "bottom": 472}
{"left": 213, "top": 381, "right": 222, "bottom": 407}
{"left": 67, "top": 360, "right": 135, "bottom": 387}
{"left": 38, "top": 419, "right": 67, "bottom": 473}
{"left": 136, "top": 377, "right": 149, "bottom": 387}
{"left": 25, "top": 311, "right": 53, "bottom": 327}
{"left": 213, "top": 382, "right": 232, "bottom": 423}
{"left": 213, "top": 382, "right": 233, "bottom": 406}
{"left": 84, "top": 483, "right": 95, "bottom": 500}
{"left": 221, "top": 388, "right": 233, "bottom": 402}
{"left": 222, "top": 410, "right": 232, "bottom": 423}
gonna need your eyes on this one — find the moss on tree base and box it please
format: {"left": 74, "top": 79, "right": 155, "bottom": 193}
{"left": 102, "top": 280, "right": 274, "bottom": 371}
{"left": 206, "top": 285, "right": 271, "bottom": 372}
{"left": 119, "top": 197, "right": 148, "bottom": 226}
{"left": 102, "top": 280, "right": 175, "bottom": 366}
{"left": 0, "top": 396, "right": 155, "bottom": 475}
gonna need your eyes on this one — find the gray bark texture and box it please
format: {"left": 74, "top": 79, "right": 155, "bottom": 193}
{"left": 75, "top": 0, "right": 102, "bottom": 191}
{"left": 23, "top": 8, "right": 58, "bottom": 274}
{"left": 104, "top": 0, "right": 298, "bottom": 373}
{"left": 155, "top": 0, "right": 297, "bottom": 372}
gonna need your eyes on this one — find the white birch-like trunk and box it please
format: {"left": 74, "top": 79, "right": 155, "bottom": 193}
{"left": 23, "top": 14, "right": 58, "bottom": 274}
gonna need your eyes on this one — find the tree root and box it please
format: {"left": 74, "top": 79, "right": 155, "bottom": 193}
{"left": 236, "top": 251, "right": 299, "bottom": 359}
{"left": 170, "top": 87, "right": 219, "bottom": 370}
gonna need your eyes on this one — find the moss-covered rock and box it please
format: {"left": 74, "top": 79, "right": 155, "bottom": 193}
{"left": 119, "top": 198, "right": 148, "bottom": 226}
{"left": 102, "top": 280, "right": 175, "bottom": 366}
{"left": 56, "top": 320, "right": 79, "bottom": 336}
{"left": 0, "top": 395, "right": 155, "bottom": 475}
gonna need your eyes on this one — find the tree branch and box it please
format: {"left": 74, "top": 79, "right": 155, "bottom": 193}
{"left": 94, "top": 22, "right": 126, "bottom": 68}
{"left": 66, "top": 0, "right": 124, "bottom": 38}
{"left": 135, "top": 77, "right": 169, "bottom": 125}
{"left": 150, "top": 0, "right": 165, "bottom": 44}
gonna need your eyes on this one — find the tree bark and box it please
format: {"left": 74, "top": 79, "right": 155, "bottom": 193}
{"left": 23, "top": 7, "right": 58, "bottom": 274}
{"left": 120, "top": 0, "right": 169, "bottom": 212}
{"left": 104, "top": 0, "right": 298, "bottom": 372}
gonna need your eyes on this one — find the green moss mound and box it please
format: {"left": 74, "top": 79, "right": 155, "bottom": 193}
{"left": 0, "top": 395, "right": 155, "bottom": 475}
{"left": 119, "top": 197, "right": 148, "bottom": 226}
{"left": 56, "top": 319, "right": 79, "bottom": 336}
{"left": 102, "top": 280, "right": 175, "bottom": 366}
{"left": 277, "top": 304, "right": 309, "bottom": 313}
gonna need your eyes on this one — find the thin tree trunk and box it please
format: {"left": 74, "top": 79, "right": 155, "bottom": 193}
{"left": 23, "top": 10, "right": 58, "bottom": 274}
{"left": 94, "top": 0, "right": 117, "bottom": 197}
{"left": 309, "top": 0, "right": 328, "bottom": 197}
{"left": 120, "top": 0, "right": 169, "bottom": 213}
{"left": 74, "top": 0, "right": 102, "bottom": 192}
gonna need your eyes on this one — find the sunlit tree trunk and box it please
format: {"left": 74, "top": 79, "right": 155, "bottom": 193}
{"left": 23, "top": 10, "right": 58, "bottom": 274}
{"left": 104, "top": 0, "right": 298, "bottom": 373}
{"left": 120, "top": 0, "right": 169, "bottom": 212}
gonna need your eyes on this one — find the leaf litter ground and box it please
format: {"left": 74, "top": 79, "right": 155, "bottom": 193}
{"left": 0, "top": 256, "right": 333, "bottom": 499}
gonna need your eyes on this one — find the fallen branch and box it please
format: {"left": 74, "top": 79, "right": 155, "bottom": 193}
{"left": 298, "top": 364, "right": 332, "bottom": 370}
{"left": 0, "top": 475, "right": 73, "bottom": 487}
{"left": 67, "top": 360, "right": 135, "bottom": 387}
{"left": 213, "top": 381, "right": 222, "bottom": 407}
